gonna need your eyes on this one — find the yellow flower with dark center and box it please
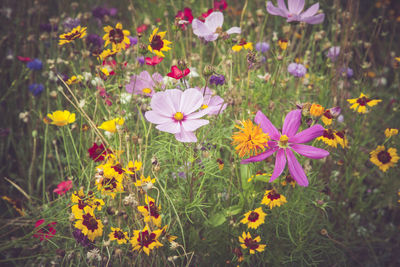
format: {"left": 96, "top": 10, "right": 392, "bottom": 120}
{"left": 127, "top": 160, "right": 142, "bottom": 182}
{"left": 98, "top": 48, "right": 119, "bottom": 61}
{"left": 239, "top": 232, "right": 266, "bottom": 254}
{"left": 137, "top": 195, "right": 162, "bottom": 228}
{"left": 321, "top": 109, "right": 333, "bottom": 125}
{"left": 385, "top": 128, "right": 398, "bottom": 138}
{"left": 95, "top": 169, "right": 124, "bottom": 199}
{"left": 240, "top": 207, "right": 266, "bottom": 229}
{"left": 59, "top": 25, "right": 87, "bottom": 45}
{"left": 109, "top": 227, "right": 129, "bottom": 244}
{"left": 278, "top": 38, "right": 288, "bottom": 50}
{"left": 232, "top": 120, "right": 270, "bottom": 158}
{"left": 103, "top": 23, "right": 130, "bottom": 51}
{"left": 347, "top": 93, "right": 382, "bottom": 113}
{"left": 310, "top": 104, "right": 324, "bottom": 117}
{"left": 98, "top": 117, "right": 125, "bottom": 133}
{"left": 317, "top": 129, "right": 338, "bottom": 148}
{"left": 74, "top": 206, "right": 104, "bottom": 241}
{"left": 45, "top": 110, "right": 76, "bottom": 126}
{"left": 148, "top": 28, "right": 172, "bottom": 58}
{"left": 261, "top": 189, "right": 287, "bottom": 209}
{"left": 281, "top": 174, "right": 296, "bottom": 187}
{"left": 335, "top": 130, "right": 348, "bottom": 149}
{"left": 232, "top": 39, "right": 253, "bottom": 52}
{"left": 134, "top": 175, "right": 156, "bottom": 188}
{"left": 66, "top": 75, "right": 82, "bottom": 85}
{"left": 370, "top": 145, "right": 399, "bottom": 172}
{"left": 71, "top": 189, "right": 100, "bottom": 218}
{"left": 130, "top": 225, "right": 163, "bottom": 255}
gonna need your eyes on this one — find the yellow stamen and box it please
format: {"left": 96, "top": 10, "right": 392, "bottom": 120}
{"left": 174, "top": 112, "right": 184, "bottom": 121}
{"left": 278, "top": 135, "right": 289, "bottom": 148}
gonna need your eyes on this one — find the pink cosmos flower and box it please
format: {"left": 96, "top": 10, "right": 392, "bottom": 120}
{"left": 196, "top": 87, "right": 227, "bottom": 115}
{"left": 126, "top": 71, "right": 164, "bottom": 97}
{"left": 192, "top": 11, "right": 241, "bottom": 41}
{"left": 241, "top": 109, "right": 329, "bottom": 187}
{"left": 145, "top": 89, "right": 209, "bottom": 142}
{"left": 33, "top": 219, "right": 57, "bottom": 241}
{"left": 266, "top": 0, "right": 325, "bottom": 24}
{"left": 53, "top": 180, "right": 73, "bottom": 196}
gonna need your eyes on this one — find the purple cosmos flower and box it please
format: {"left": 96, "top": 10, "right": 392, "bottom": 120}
{"left": 196, "top": 87, "right": 227, "bottom": 115}
{"left": 28, "top": 83, "right": 44, "bottom": 96}
{"left": 255, "top": 42, "right": 270, "bottom": 53}
{"left": 209, "top": 74, "right": 225, "bottom": 86}
{"left": 242, "top": 110, "right": 329, "bottom": 187}
{"left": 125, "top": 71, "right": 164, "bottom": 97}
{"left": 326, "top": 46, "right": 340, "bottom": 61}
{"left": 63, "top": 17, "right": 80, "bottom": 30}
{"left": 288, "top": 63, "right": 307, "bottom": 77}
{"left": 145, "top": 89, "right": 209, "bottom": 142}
{"left": 27, "top": 58, "right": 43, "bottom": 70}
{"left": 192, "top": 11, "right": 241, "bottom": 41}
{"left": 267, "top": 0, "right": 325, "bottom": 24}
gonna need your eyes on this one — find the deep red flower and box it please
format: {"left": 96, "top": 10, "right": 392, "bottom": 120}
{"left": 145, "top": 56, "right": 164, "bottom": 66}
{"left": 53, "top": 180, "right": 73, "bottom": 196}
{"left": 137, "top": 24, "right": 148, "bottom": 33}
{"left": 175, "top": 8, "right": 193, "bottom": 30}
{"left": 200, "top": 8, "right": 214, "bottom": 20}
{"left": 214, "top": 0, "right": 228, "bottom": 11}
{"left": 88, "top": 142, "right": 111, "bottom": 162}
{"left": 34, "top": 219, "right": 57, "bottom": 241}
{"left": 17, "top": 56, "right": 32, "bottom": 62}
{"left": 167, "top": 65, "right": 190, "bottom": 80}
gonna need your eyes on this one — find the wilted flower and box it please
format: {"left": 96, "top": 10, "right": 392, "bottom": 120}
{"left": 267, "top": 0, "right": 325, "bottom": 24}
{"left": 288, "top": 63, "right": 307, "bottom": 77}
{"left": 192, "top": 11, "right": 241, "bottom": 41}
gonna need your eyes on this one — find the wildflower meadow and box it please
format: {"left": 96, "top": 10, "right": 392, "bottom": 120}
{"left": 1, "top": 0, "right": 400, "bottom": 265}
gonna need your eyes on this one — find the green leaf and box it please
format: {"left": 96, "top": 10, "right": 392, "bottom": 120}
{"left": 206, "top": 213, "right": 226, "bottom": 227}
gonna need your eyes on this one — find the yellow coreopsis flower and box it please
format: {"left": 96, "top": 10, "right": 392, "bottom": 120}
{"left": 130, "top": 225, "right": 163, "bottom": 255}
{"left": 59, "top": 25, "right": 87, "bottom": 46}
{"left": 148, "top": 28, "right": 172, "bottom": 57}
{"left": 137, "top": 195, "right": 162, "bottom": 228}
{"left": 45, "top": 110, "right": 76, "bottom": 126}
{"left": 98, "top": 118, "right": 125, "bottom": 133}
{"left": 239, "top": 232, "right": 266, "bottom": 254}
{"left": 232, "top": 39, "right": 253, "bottom": 52}
{"left": 240, "top": 207, "right": 266, "bottom": 229}
{"left": 74, "top": 206, "right": 104, "bottom": 241}
{"left": 103, "top": 22, "right": 130, "bottom": 51}
{"left": 347, "top": 93, "right": 382, "bottom": 113}
{"left": 370, "top": 145, "right": 399, "bottom": 172}
{"left": 109, "top": 227, "right": 129, "bottom": 244}
{"left": 384, "top": 128, "right": 398, "bottom": 138}
{"left": 261, "top": 189, "right": 287, "bottom": 209}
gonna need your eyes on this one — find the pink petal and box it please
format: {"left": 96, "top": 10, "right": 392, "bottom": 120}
{"left": 152, "top": 73, "right": 164, "bottom": 87}
{"left": 270, "top": 148, "right": 287, "bottom": 182}
{"left": 300, "top": 2, "right": 319, "bottom": 18}
{"left": 290, "top": 144, "right": 329, "bottom": 159}
{"left": 186, "top": 108, "right": 209, "bottom": 119}
{"left": 192, "top": 19, "right": 211, "bottom": 37}
{"left": 181, "top": 119, "right": 209, "bottom": 132}
{"left": 286, "top": 149, "right": 308, "bottom": 187}
{"left": 175, "top": 130, "right": 197, "bottom": 142}
{"left": 241, "top": 147, "right": 278, "bottom": 164}
{"left": 277, "top": 0, "right": 289, "bottom": 13}
{"left": 145, "top": 110, "right": 173, "bottom": 124}
{"left": 288, "top": 0, "right": 305, "bottom": 14}
{"left": 266, "top": 1, "right": 288, "bottom": 17}
{"left": 35, "top": 219, "right": 45, "bottom": 228}
{"left": 301, "top": 13, "right": 325, "bottom": 24}
{"left": 254, "top": 110, "right": 280, "bottom": 140}
{"left": 289, "top": 124, "right": 324, "bottom": 144}
{"left": 226, "top": 27, "right": 241, "bottom": 35}
{"left": 205, "top": 12, "right": 223, "bottom": 32}
{"left": 204, "top": 33, "right": 219, "bottom": 41}
{"left": 156, "top": 121, "right": 181, "bottom": 134}
{"left": 164, "top": 89, "right": 183, "bottom": 112}
{"left": 150, "top": 91, "right": 175, "bottom": 115}
{"left": 179, "top": 88, "right": 203, "bottom": 114}
{"left": 282, "top": 109, "right": 302, "bottom": 137}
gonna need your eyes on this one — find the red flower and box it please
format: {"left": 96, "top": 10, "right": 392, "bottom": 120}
{"left": 33, "top": 219, "right": 57, "bottom": 241}
{"left": 214, "top": 0, "right": 228, "bottom": 11}
{"left": 17, "top": 56, "right": 32, "bottom": 62}
{"left": 167, "top": 65, "right": 190, "bottom": 80}
{"left": 200, "top": 9, "right": 214, "bottom": 20}
{"left": 53, "top": 180, "right": 73, "bottom": 196}
{"left": 137, "top": 24, "right": 148, "bottom": 33}
{"left": 88, "top": 142, "right": 111, "bottom": 162}
{"left": 145, "top": 56, "right": 164, "bottom": 66}
{"left": 175, "top": 8, "right": 193, "bottom": 30}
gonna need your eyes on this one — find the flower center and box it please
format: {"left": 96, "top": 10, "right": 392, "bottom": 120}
{"left": 114, "top": 230, "right": 125, "bottom": 240}
{"left": 144, "top": 202, "right": 160, "bottom": 218}
{"left": 138, "top": 230, "right": 156, "bottom": 248}
{"left": 201, "top": 104, "right": 208, "bottom": 109}
{"left": 267, "top": 190, "right": 281, "bottom": 200}
{"left": 248, "top": 211, "right": 259, "bottom": 222}
{"left": 356, "top": 96, "right": 370, "bottom": 106}
{"left": 109, "top": 28, "right": 124, "bottom": 44}
{"left": 377, "top": 151, "right": 391, "bottom": 164}
{"left": 101, "top": 177, "right": 117, "bottom": 191}
{"left": 278, "top": 135, "right": 289, "bottom": 148}
{"left": 142, "top": 88, "right": 152, "bottom": 94}
{"left": 244, "top": 238, "right": 260, "bottom": 250}
{"left": 82, "top": 214, "right": 98, "bottom": 231}
{"left": 150, "top": 35, "right": 164, "bottom": 51}
{"left": 323, "top": 129, "right": 335, "bottom": 140}
{"left": 173, "top": 112, "right": 184, "bottom": 121}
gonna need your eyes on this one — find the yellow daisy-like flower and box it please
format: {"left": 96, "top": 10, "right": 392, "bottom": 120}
{"left": 95, "top": 172, "right": 124, "bottom": 199}
{"left": 239, "top": 232, "right": 266, "bottom": 254}
{"left": 109, "top": 227, "right": 129, "bottom": 244}
{"left": 335, "top": 131, "right": 348, "bottom": 149}
{"left": 278, "top": 38, "right": 288, "bottom": 50}
{"left": 261, "top": 189, "right": 287, "bottom": 209}
{"left": 232, "top": 39, "right": 253, "bottom": 52}
{"left": 321, "top": 109, "right": 333, "bottom": 125}
{"left": 74, "top": 206, "right": 104, "bottom": 241}
{"left": 71, "top": 189, "right": 98, "bottom": 219}
{"left": 134, "top": 175, "right": 156, "bottom": 188}
{"left": 310, "top": 104, "right": 324, "bottom": 117}
{"left": 160, "top": 225, "right": 178, "bottom": 243}
{"left": 385, "top": 128, "right": 398, "bottom": 138}
{"left": 317, "top": 129, "right": 338, "bottom": 148}
{"left": 66, "top": 75, "right": 82, "bottom": 85}
{"left": 45, "top": 110, "right": 76, "bottom": 126}
{"left": 347, "top": 93, "right": 382, "bottom": 113}
{"left": 148, "top": 28, "right": 172, "bottom": 58}
{"left": 232, "top": 120, "right": 270, "bottom": 158}
{"left": 103, "top": 22, "right": 130, "bottom": 51}
{"left": 130, "top": 225, "right": 163, "bottom": 256}
{"left": 98, "top": 117, "right": 125, "bottom": 133}
{"left": 137, "top": 195, "right": 162, "bottom": 228}
{"left": 59, "top": 25, "right": 87, "bottom": 46}
{"left": 370, "top": 145, "right": 399, "bottom": 172}
{"left": 240, "top": 207, "right": 266, "bottom": 229}
{"left": 281, "top": 174, "right": 296, "bottom": 188}
{"left": 98, "top": 48, "right": 119, "bottom": 61}
{"left": 127, "top": 160, "right": 142, "bottom": 182}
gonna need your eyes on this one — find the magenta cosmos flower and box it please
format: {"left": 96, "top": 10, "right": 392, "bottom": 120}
{"left": 266, "top": 0, "right": 325, "bottom": 24}
{"left": 145, "top": 89, "right": 209, "bottom": 142}
{"left": 242, "top": 109, "right": 329, "bottom": 187}
{"left": 125, "top": 71, "right": 164, "bottom": 97}
{"left": 192, "top": 11, "right": 241, "bottom": 41}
